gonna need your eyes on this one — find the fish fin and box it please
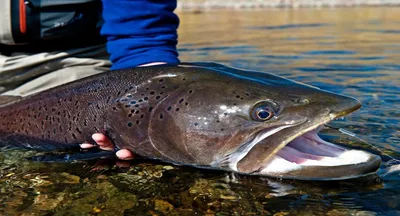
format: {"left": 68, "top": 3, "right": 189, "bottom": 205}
{"left": 28, "top": 150, "right": 116, "bottom": 163}
{"left": 0, "top": 95, "right": 22, "bottom": 107}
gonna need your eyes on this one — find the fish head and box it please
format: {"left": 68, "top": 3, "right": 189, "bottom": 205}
{"left": 146, "top": 64, "right": 381, "bottom": 180}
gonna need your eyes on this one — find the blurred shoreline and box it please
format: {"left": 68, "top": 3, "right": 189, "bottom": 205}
{"left": 176, "top": 0, "right": 400, "bottom": 11}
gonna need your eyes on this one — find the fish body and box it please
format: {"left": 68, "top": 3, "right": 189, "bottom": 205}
{"left": 0, "top": 63, "right": 381, "bottom": 180}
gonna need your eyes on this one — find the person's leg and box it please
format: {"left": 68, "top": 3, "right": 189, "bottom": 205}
{"left": 0, "top": 44, "right": 111, "bottom": 96}
{"left": 3, "top": 57, "right": 110, "bottom": 96}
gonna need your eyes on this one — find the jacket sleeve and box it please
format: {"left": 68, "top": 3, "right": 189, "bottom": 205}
{"left": 101, "top": 0, "right": 180, "bottom": 70}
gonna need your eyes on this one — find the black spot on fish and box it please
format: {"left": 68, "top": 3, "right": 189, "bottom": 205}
{"left": 189, "top": 90, "right": 193, "bottom": 94}
{"left": 128, "top": 113, "right": 133, "bottom": 117}
{"left": 148, "top": 107, "right": 153, "bottom": 112}
{"left": 140, "top": 114, "right": 144, "bottom": 118}
{"left": 136, "top": 120, "right": 140, "bottom": 125}
{"left": 125, "top": 105, "right": 131, "bottom": 108}
{"left": 175, "top": 108, "right": 180, "bottom": 112}
{"left": 127, "top": 122, "right": 133, "bottom": 127}
{"left": 135, "top": 110, "right": 140, "bottom": 114}
{"left": 185, "top": 102, "right": 189, "bottom": 106}
{"left": 179, "top": 98, "right": 184, "bottom": 103}
{"left": 194, "top": 122, "right": 199, "bottom": 126}
{"left": 144, "top": 97, "right": 149, "bottom": 101}
{"left": 150, "top": 91, "right": 155, "bottom": 95}
{"left": 167, "top": 106, "right": 172, "bottom": 111}
{"left": 156, "top": 96, "right": 161, "bottom": 100}
{"left": 130, "top": 101, "right": 136, "bottom": 104}
{"left": 138, "top": 99, "right": 143, "bottom": 102}
{"left": 134, "top": 104, "right": 140, "bottom": 108}
{"left": 159, "top": 79, "right": 164, "bottom": 82}
{"left": 161, "top": 86, "right": 166, "bottom": 89}
{"left": 160, "top": 113, "right": 164, "bottom": 119}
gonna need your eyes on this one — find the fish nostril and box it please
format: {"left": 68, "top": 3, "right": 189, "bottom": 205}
{"left": 292, "top": 98, "right": 309, "bottom": 105}
{"left": 300, "top": 99, "right": 309, "bottom": 104}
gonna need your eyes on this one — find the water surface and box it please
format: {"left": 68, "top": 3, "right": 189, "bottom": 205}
{"left": 1, "top": 7, "right": 399, "bottom": 215}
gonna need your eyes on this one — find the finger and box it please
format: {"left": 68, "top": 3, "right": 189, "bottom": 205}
{"left": 116, "top": 149, "right": 135, "bottom": 160}
{"left": 80, "top": 143, "right": 95, "bottom": 149}
{"left": 92, "top": 133, "right": 114, "bottom": 151}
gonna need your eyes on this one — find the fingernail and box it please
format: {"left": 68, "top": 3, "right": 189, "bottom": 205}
{"left": 80, "top": 143, "right": 95, "bottom": 149}
{"left": 116, "top": 151, "right": 133, "bottom": 160}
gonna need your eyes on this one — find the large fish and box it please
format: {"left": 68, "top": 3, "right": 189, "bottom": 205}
{"left": 0, "top": 63, "right": 381, "bottom": 180}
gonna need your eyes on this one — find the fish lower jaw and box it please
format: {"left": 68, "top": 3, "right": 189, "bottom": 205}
{"left": 258, "top": 130, "right": 381, "bottom": 180}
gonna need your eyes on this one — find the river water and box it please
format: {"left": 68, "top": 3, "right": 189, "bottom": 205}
{"left": 1, "top": 7, "right": 399, "bottom": 215}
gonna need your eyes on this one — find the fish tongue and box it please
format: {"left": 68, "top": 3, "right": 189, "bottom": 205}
{"left": 286, "top": 131, "right": 345, "bottom": 157}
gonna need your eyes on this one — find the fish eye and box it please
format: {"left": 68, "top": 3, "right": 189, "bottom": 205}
{"left": 256, "top": 109, "right": 272, "bottom": 120}
{"left": 251, "top": 101, "right": 278, "bottom": 121}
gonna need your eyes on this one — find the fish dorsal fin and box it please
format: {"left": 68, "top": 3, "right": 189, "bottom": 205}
{"left": 0, "top": 95, "right": 23, "bottom": 107}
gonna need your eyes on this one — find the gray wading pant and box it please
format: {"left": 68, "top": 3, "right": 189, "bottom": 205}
{"left": 0, "top": 0, "right": 110, "bottom": 97}
{"left": 0, "top": 44, "right": 111, "bottom": 97}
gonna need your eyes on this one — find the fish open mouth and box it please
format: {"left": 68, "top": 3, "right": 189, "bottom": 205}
{"left": 217, "top": 112, "right": 382, "bottom": 180}
{"left": 257, "top": 125, "right": 382, "bottom": 180}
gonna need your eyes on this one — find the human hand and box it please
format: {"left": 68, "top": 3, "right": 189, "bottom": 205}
{"left": 80, "top": 133, "right": 135, "bottom": 160}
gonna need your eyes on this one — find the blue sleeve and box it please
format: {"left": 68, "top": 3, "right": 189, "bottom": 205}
{"left": 101, "top": 0, "right": 180, "bottom": 70}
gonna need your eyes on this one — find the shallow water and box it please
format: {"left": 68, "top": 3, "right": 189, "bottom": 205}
{"left": 1, "top": 7, "right": 400, "bottom": 216}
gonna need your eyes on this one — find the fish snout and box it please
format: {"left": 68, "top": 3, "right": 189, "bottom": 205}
{"left": 314, "top": 91, "right": 362, "bottom": 118}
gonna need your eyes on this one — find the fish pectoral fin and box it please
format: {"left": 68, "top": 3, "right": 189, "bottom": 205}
{"left": 0, "top": 95, "right": 23, "bottom": 107}
{"left": 28, "top": 149, "right": 116, "bottom": 163}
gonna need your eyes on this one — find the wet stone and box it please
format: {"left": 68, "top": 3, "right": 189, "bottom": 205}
{"left": 154, "top": 199, "right": 174, "bottom": 213}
